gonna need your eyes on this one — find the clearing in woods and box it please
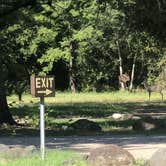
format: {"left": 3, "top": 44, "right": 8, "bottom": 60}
{"left": 1, "top": 92, "right": 166, "bottom": 160}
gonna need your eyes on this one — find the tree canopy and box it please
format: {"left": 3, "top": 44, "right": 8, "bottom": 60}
{"left": 0, "top": 0, "right": 166, "bottom": 124}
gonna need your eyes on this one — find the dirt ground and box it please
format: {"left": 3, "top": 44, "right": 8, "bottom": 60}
{"left": 1, "top": 135, "right": 166, "bottom": 160}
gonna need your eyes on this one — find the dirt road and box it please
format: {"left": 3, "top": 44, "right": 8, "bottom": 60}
{"left": 1, "top": 135, "right": 166, "bottom": 159}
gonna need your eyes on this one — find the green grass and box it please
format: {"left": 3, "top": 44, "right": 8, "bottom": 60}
{"left": 1, "top": 91, "right": 166, "bottom": 136}
{"left": 7, "top": 91, "right": 165, "bottom": 104}
{"left": 0, "top": 149, "right": 146, "bottom": 166}
{"left": 1, "top": 150, "right": 86, "bottom": 166}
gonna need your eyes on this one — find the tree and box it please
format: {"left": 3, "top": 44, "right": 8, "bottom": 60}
{"left": 0, "top": 0, "right": 55, "bottom": 125}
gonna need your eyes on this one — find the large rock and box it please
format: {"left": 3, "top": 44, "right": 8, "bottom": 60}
{"left": 0, "top": 144, "right": 9, "bottom": 153}
{"left": 68, "top": 119, "right": 101, "bottom": 132}
{"left": 6, "top": 145, "right": 36, "bottom": 158}
{"left": 132, "top": 120, "right": 156, "bottom": 131}
{"left": 0, "top": 145, "right": 36, "bottom": 161}
{"left": 147, "top": 148, "right": 166, "bottom": 166}
{"left": 87, "top": 145, "right": 135, "bottom": 166}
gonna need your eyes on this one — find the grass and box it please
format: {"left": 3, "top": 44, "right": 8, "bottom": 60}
{"left": 0, "top": 150, "right": 86, "bottom": 166}
{"left": 0, "top": 91, "right": 165, "bottom": 136}
{"left": 7, "top": 91, "right": 164, "bottom": 104}
{"left": 0, "top": 149, "right": 146, "bottom": 166}
{"left": 1, "top": 91, "right": 159, "bottom": 166}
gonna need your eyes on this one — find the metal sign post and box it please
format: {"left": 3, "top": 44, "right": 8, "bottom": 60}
{"left": 30, "top": 75, "right": 55, "bottom": 160}
{"left": 40, "top": 96, "right": 45, "bottom": 160}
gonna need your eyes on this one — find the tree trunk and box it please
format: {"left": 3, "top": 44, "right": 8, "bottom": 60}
{"left": 0, "top": 82, "right": 16, "bottom": 125}
{"left": 116, "top": 40, "right": 125, "bottom": 90}
{"left": 69, "top": 40, "right": 77, "bottom": 93}
{"left": 18, "top": 93, "right": 22, "bottom": 102}
{"left": 129, "top": 56, "right": 136, "bottom": 91}
{"left": 69, "top": 56, "right": 76, "bottom": 93}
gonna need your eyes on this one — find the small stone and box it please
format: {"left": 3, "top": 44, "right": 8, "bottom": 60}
{"left": 132, "top": 116, "right": 141, "bottom": 120}
{"left": 112, "top": 113, "right": 123, "bottom": 120}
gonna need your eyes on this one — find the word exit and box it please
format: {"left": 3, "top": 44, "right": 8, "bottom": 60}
{"left": 31, "top": 75, "right": 55, "bottom": 97}
{"left": 36, "top": 77, "right": 54, "bottom": 88}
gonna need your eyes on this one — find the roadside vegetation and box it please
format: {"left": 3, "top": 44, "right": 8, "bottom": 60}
{"left": 0, "top": 150, "right": 86, "bottom": 166}
{"left": 0, "top": 149, "right": 146, "bottom": 166}
{"left": 1, "top": 91, "right": 165, "bottom": 136}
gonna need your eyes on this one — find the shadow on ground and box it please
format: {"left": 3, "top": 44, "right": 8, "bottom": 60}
{"left": 1, "top": 101, "right": 166, "bottom": 136}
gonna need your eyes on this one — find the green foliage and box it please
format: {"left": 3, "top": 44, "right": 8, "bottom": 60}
{"left": 1, "top": 0, "right": 166, "bottom": 92}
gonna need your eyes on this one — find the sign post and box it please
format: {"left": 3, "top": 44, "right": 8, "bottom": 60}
{"left": 40, "top": 96, "right": 45, "bottom": 160}
{"left": 30, "top": 75, "right": 55, "bottom": 160}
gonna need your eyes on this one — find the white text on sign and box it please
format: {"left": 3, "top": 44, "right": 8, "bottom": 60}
{"left": 36, "top": 77, "right": 54, "bottom": 88}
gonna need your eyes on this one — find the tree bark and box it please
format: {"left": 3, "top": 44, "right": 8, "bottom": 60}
{"left": 129, "top": 56, "right": 136, "bottom": 91}
{"left": 69, "top": 56, "right": 76, "bottom": 93}
{"left": 116, "top": 40, "right": 125, "bottom": 90}
{"left": 0, "top": 82, "right": 16, "bottom": 125}
{"left": 69, "top": 40, "right": 77, "bottom": 93}
{"left": 18, "top": 93, "right": 22, "bottom": 102}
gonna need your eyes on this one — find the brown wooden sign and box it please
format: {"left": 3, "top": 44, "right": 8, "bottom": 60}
{"left": 31, "top": 75, "right": 55, "bottom": 97}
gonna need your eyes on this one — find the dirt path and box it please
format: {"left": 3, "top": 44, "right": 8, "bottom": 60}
{"left": 1, "top": 135, "right": 166, "bottom": 159}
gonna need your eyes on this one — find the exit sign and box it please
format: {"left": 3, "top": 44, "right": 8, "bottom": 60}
{"left": 31, "top": 75, "right": 55, "bottom": 97}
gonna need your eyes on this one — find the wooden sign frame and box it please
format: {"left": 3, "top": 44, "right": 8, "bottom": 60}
{"left": 30, "top": 75, "right": 55, "bottom": 97}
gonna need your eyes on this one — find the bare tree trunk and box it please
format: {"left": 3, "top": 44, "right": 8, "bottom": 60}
{"left": 69, "top": 39, "right": 78, "bottom": 93}
{"left": 0, "top": 82, "right": 16, "bottom": 125}
{"left": 69, "top": 56, "right": 76, "bottom": 93}
{"left": 129, "top": 56, "right": 136, "bottom": 91}
{"left": 0, "top": 60, "right": 16, "bottom": 125}
{"left": 116, "top": 40, "right": 125, "bottom": 90}
{"left": 18, "top": 93, "right": 22, "bottom": 102}
{"left": 156, "top": 0, "right": 161, "bottom": 12}
{"left": 156, "top": 0, "right": 162, "bottom": 28}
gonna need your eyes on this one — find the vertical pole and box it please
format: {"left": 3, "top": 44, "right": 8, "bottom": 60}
{"left": 40, "top": 97, "right": 45, "bottom": 160}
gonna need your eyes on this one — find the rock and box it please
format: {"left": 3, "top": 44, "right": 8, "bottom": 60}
{"left": 132, "top": 116, "right": 141, "bottom": 120}
{"left": 0, "top": 144, "right": 9, "bottom": 164}
{"left": 68, "top": 119, "right": 101, "bottom": 132}
{"left": 112, "top": 113, "right": 123, "bottom": 120}
{"left": 0, "top": 144, "right": 9, "bottom": 153}
{"left": 25, "top": 145, "right": 36, "bottom": 152}
{"left": 122, "top": 114, "right": 133, "bottom": 120}
{"left": 0, "top": 145, "right": 36, "bottom": 164}
{"left": 108, "top": 114, "right": 133, "bottom": 120}
{"left": 87, "top": 145, "right": 135, "bottom": 166}
{"left": 132, "top": 119, "right": 156, "bottom": 131}
{"left": 147, "top": 148, "right": 166, "bottom": 166}
{"left": 1, "top": 145, "right": 36, "bottom": 159}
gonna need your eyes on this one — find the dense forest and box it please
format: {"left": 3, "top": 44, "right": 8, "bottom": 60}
{"left": 0, "top": 0, "right": 166, "bottom": 124}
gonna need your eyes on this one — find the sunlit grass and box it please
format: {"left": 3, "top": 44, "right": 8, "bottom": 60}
{"left": 7, "top": 91, "right": 165, "bottom": 105}
{"left": 0, "top": 149, "right": 145, "bottom": 166}
{"left": 1, "top": 150, "right": 86, "bottom": 166}
{"left": 4, "top": 91, "right": 166, "bottom": 136}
